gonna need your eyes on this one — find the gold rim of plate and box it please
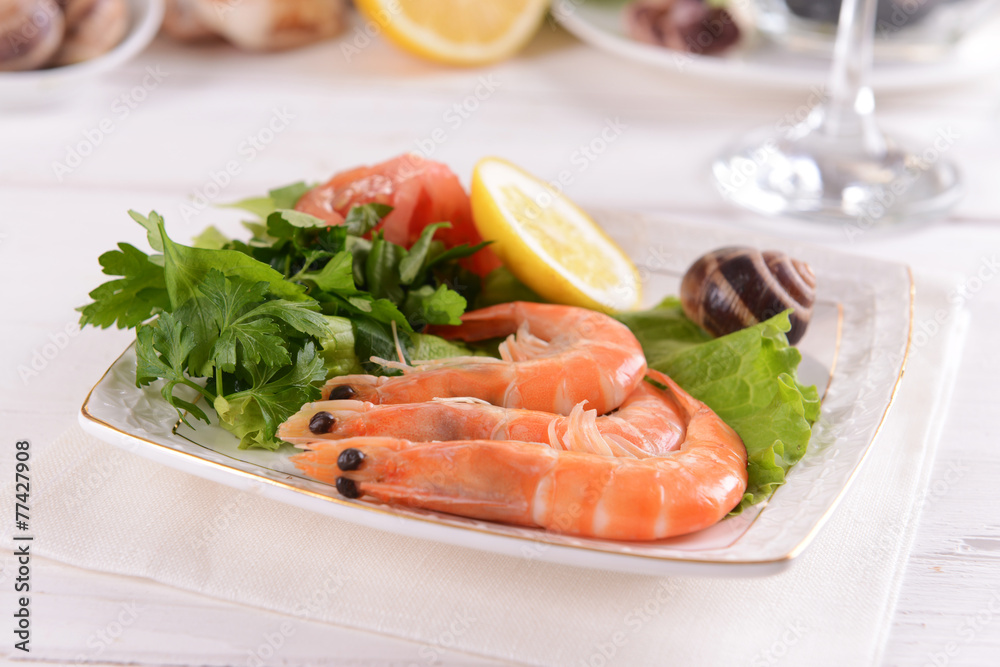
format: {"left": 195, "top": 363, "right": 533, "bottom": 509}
{"left": 78, "top": 237, "right": 914, "bottom": 569}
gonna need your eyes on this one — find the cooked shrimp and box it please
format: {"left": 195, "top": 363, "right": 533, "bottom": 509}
{"left": 290, "top": 373, "right": 747, "bottom": 540}
{"left": 320, "top": 302, "right": 647, "bottom": 415}
{"left": 281, "top": 373, "right": 685, "bottom": 457}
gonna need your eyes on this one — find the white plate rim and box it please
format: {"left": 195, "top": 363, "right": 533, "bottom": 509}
{"left": 78, "top": 212, "right": 915, "bottom": 577}
{"left": 551, "top": 0, "right": 1000, "bottom": 92}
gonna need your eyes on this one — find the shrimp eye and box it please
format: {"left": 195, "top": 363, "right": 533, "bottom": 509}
{"left": 327, "top": 385, "right": 357, "bottom": 400}
{"left": 337, "top": 448, "right": 365, "bottom": 471}
{"left": 308, "top": 411, "right": 336, "bottom": 434}
{"left": 336, "top": 477, "right": 361, "bottom": 499}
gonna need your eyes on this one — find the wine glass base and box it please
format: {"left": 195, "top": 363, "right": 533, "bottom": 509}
{"left": 711, "top": 126, "right": 962, "bottom": 229}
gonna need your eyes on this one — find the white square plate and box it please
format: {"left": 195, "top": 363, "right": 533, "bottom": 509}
{"left": 80, "top": 212, "right": 912, "bottom": 577}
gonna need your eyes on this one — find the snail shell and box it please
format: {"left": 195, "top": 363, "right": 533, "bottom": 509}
{"left": 0, "top": 0, "right": 65, "bottom": 72}
{"left": 680, "top": 246, "right": 816, "bottom": 345}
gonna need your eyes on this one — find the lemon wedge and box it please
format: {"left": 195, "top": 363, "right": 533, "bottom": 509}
{"left": 355, "top": 0, "right": 550, "bottom": 66}
{"left": 471, "top": 157, "right": 641, "bottom": 313}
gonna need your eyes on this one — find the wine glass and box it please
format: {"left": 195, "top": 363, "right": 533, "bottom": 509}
{"left": 711, "top": 0, "right": 962, "bottom": 227}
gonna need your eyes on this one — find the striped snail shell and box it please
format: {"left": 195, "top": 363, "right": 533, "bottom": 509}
{"left": 680, "top": 247, "right": 816, "bottom": 345}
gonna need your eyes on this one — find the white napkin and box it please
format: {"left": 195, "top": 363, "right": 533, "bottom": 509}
{"left": 3, "top": 276, "right": 966, "bottom": 666}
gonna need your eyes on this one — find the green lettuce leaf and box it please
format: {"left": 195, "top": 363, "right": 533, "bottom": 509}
{"left": 617, "top": 297, "right": 820, "bottom": 513}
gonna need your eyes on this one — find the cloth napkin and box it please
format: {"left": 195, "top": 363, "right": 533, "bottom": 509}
{"left": 3, "top": 276, "right": 966, "bottom": 667}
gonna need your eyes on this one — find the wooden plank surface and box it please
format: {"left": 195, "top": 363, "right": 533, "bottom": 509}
{"left": 2, "top": 16, "right": 999, "bottom": 666}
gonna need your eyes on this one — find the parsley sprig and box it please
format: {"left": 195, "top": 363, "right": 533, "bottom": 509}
{"left": 79, "top": 189, "right": 490, "bottom": 450}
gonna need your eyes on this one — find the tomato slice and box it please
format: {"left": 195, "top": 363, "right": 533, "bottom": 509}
{"left": 295, "top": 154, "right": 501, "bottom": 277}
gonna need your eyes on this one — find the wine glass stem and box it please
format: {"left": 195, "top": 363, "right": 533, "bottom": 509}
{"left": 819, "top": 0, "right": 885, "bottom": 154}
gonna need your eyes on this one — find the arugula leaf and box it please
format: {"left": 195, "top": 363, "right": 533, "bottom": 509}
{"left": 475, "top": 266, "right": 544, "bottom": 308}
{"left": 269, "top": 182, "right": 312, "bottom": 210}
{"left": 618, "top": 297, "right": 819, "bottom": 513}
{"left": 352, "top": 317, "right": 409, "bottom": 375}
{"left": 224, "top": 182, "right": 311, "bottom": 221}
{"left": 300, "top": 251, "right": 356, "bottom": 293}
{"left": 364, "top": 233, "right": 405, "bottom": 303}
{"left": 78, "top": 243, "right": 171, "bottom": 329}
{"left": 224, "top": 197, "right": 275, "bottom": 220}
{"left": 425, "top": 241, "right": 491, "bottom": 271}
{"left": 192, "top": 226, "right": 230, "bottom": 250}
{"left": 399, "top": 222, "right": 450, "bottom": 285}
{"left": 266, "top": 209, "right": 327, "bottom": 240}
{"left": 151, "top": 211, "right": 307, "bottom": 307}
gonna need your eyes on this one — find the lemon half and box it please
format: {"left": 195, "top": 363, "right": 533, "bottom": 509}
{"left": 355, "top": 0, "right": 550, "bottom": 66}
{"left": 471, "top": 157, "right": 641, "bottom": 313}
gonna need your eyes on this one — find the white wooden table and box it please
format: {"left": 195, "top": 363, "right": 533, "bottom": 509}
{"left": 2, "top": 17, "right": 999, "bottom": 665}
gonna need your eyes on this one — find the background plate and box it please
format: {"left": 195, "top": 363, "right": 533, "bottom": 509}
{"left": 80, "top": 212, "right": 912, "bottom": 577}
{"left": 552, "top": 0, "right": 1000, "bottom": 91}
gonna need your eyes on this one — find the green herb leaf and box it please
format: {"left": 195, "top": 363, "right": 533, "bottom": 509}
{"left": 364, "top": 233, "right": 405, "bottom": 303}
{"left": 300, "top": 251, "right": 356, "bottom": 293}
{"left": 128, "top": 210, "right": 165, "bottom": 253}
{"left": 344, "top": 203, "right": 392, "bottom": 236}
{"left": 155, "top": 211, "right": 307, "bottom": 307}
{"left": 475, "top": 266, "right": 544, "bottom": 309}
{"left": 403, "top": 284, "right": 466, "bottom": 326}
{"left": 399, "top": 222, "right": 450, "bottom": 285}
{"left": 269, "top": 182, "right": 311, "bottom": 210}
{"left": 135, "top": 313, "right": 210, "bottom": 425}
{"left": 77, "top": 243, "right": 171, "bottom": 329}
{"left": 352, "top": 317, "right": 409, "bottom": 375}
{"left": 192, "top": 226, "right": 230, "bottom": 250}
{"left": 618, "top": 297, "right": 819, "bottom": 513}
{"left": 215, "top": 342, "right": 326, "bottom": 450}
{"left": 316, "top": 315, "right": 365, "bottom": 377}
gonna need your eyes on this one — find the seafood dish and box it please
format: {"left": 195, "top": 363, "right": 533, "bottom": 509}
{"left": 282, "top": 305, "right": 749, "bottom": 540}
{"left": 79, "top": 154, "right": 820, "bottom": 543}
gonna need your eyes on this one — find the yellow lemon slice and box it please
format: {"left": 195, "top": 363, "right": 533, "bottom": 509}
{"left": 355, "top": 0, "right": 550, "bottom": 66}
{"left": 471, "top": 157, "right": 641, "bottom": 313}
